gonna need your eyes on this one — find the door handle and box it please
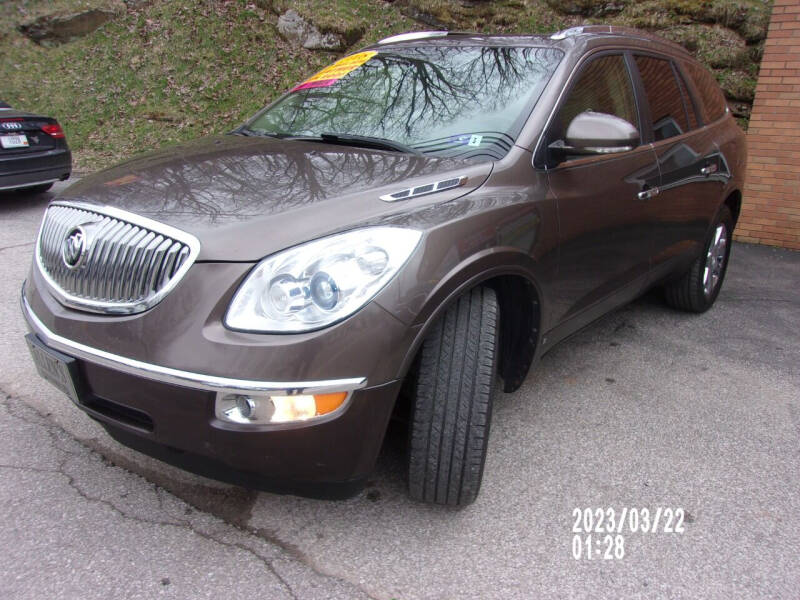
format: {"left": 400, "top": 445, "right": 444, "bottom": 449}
{"left": 637, "top": 186, "right": 660, "bottom": 201}
{"left": 701, "top": 164, "right": 718, "bottom": 176}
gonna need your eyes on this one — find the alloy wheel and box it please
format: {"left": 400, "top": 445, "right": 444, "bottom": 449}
{"left": 703, "top": 223, "right": 727, "bottom": 297}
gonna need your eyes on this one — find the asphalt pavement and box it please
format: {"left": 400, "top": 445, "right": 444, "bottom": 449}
{"left": 1, "top": 180, "right": 799, "bottom": 599}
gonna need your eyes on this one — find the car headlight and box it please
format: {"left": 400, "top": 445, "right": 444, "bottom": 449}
{"left": 224, "top": 227, "right": 421, "bottom": 333}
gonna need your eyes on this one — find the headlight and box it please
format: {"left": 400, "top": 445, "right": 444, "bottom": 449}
{"left": 224, "top": 227, "right": 421, "bottom": 333}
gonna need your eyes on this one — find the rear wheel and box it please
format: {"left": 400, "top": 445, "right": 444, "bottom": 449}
{"left": 664, "top": 205, "right": 733, "bottom": 313}
{"left": 407, "top": 286, "right": 499, "bottom": 506}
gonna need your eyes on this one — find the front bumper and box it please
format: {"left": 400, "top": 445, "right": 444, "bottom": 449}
{"left": 22, "top": 289, "right": 367, "bottom": 397}
{"left": 21, "top": 286, "right": 404, "bottom": 497}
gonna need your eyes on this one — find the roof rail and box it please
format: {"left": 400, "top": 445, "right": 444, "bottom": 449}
{"left": 549, "top": 25, "right": 690, "bottom": 55}
{"left": 550, "top": 26, "right": 587, "bottom": 40}
{"left": 377, "top": 31, "right": 486, "bottom": 45}
{"left": 377, "top": 31, "right": 448, "bottom": 44}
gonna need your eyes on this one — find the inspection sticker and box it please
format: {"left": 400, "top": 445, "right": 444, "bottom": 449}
{"left": 448, "top": 134, "right": 484, "bottom": 147}
{"left": 291, "top": 51, "right": 377, "bottom": 92}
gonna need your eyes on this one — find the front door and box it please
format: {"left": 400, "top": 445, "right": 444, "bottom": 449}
{"left": 542, "top": 53, "right": 660, "bottom": 330}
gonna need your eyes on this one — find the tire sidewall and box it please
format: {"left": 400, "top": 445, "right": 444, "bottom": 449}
{"left": 406, "top": 287, "right": 500, "bottom": 506}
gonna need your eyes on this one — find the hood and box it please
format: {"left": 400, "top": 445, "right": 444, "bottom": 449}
{"left": 59, "top": 135, "right": 493, "bottom": 261}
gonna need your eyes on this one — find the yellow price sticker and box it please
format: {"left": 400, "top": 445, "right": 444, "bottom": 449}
{"left": 292, "top": 51, "right": 377, "bottom": 91}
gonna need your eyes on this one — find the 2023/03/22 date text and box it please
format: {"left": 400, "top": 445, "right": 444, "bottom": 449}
{"left": 572, "top": 507, "right": 687, "bottom": 560}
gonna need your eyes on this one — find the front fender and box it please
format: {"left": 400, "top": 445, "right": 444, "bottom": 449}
{"left": 409, "top": 246, "right": 543, "bottom": 328}
{"left": 381, "top": 246, "right": 547, "bottom": 387}
{"left": 372, "top": 154, "right": 557, "bottom": 386}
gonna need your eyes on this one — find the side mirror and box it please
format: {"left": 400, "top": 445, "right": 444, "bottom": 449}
{"left": 549, "top": 111, "right": 640, "bottom": 157}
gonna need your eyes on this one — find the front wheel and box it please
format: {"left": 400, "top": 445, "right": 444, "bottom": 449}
{"left": 407, "top": 286, "right": 499, "bottom": 506}
{"left": 664, "top": 205, "right": 733, "bottom": 313}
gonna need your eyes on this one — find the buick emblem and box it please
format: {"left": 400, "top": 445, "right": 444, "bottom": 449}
{"left": 62, "top": 226, "right": 88, "bottom": 270}
{"left": 2, "top": 121, "right": 22, "bottom": 130}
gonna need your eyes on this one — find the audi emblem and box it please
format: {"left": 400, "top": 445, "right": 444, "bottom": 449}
{"left": 1, "top": 122, "right": 23, "bottom": 130}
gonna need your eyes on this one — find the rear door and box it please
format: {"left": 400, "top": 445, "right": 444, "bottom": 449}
{"left": 541, "top": 52, "right": 660, "bottom": 329}
{"left": 630, "top": 54, "right": 728, "bottom": 278}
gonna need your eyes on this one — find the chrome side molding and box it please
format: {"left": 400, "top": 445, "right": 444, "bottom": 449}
{"left": 20, "top": 288, "right": 367, "bottom": 396}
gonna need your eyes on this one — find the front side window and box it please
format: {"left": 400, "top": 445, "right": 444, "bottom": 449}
{"left": 634, "top": 55, "right": 690, "bottom": 141}
{"left": 246, "top": 46, "right": 563, "bottom": 161}
{"left": 550, "top": 54, "right": 639, "bottom": 146}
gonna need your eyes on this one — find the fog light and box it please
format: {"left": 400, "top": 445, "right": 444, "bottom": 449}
{"left": 216, "top": 393, "right": 266, "bottom": 424}
{"left": 215, "top": 391, "right": 349, "bottom": 425}
{"left": 236, "top": 395, "right": 255, "bottom": 419}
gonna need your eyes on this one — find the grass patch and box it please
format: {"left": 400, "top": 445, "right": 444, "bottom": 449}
{"left": 716, "top": 68, "right": 758, "bottom": 102}
{"left": 661, "top": 24, "right": 749, "bottom": 68}
{"left": 400, "top": 0, "right": 571, "bottom": 32}
{"left": 0, "top": 0, "right": 123, "bottom": 38}
{"left": 663, "top": 0, "right": 771, "bottom": 41}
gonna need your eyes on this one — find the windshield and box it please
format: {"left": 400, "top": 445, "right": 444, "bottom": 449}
{"left": 246, "top": 45, "right": 563, "bottom": 161}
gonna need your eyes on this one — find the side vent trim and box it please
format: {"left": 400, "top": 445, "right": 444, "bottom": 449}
{"left": 379, "top": 176, "right": 467, "bottom": 202}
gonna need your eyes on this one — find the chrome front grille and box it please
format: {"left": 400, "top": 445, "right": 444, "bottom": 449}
{"left": 35, "top": 201, "right": 200, "bottom": 314}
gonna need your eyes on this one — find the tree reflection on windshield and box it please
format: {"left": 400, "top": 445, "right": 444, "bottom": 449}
{"left": 248, "top": 46, "right": 563, "bottom": 161}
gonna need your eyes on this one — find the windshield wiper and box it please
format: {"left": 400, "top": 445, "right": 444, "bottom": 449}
{"left": 234, "top": 128, "right": 424, "bottom": 155}
{"left": 231, "top": 126, "right": 286, "bottom": 138}
{"left": 285, "top": 133, "right": 423, "bottom": 156}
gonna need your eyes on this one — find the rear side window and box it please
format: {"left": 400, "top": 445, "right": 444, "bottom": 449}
{"left": 634, "top": 55, "right": 689, "bottom": 141}
{"left": 552, "top": 54, "right": 638, "bottom": 143}
{"left": 683, "top": 60, "right": 727, "bottom": 123}
{"left": 674, "top": 69, "right": 700, "bottom": 130}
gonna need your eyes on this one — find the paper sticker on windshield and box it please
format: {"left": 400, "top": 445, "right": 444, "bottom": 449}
{"left": 291, "top": 51, "right": 377, "bottom": 92}
{"left": 449, "top": 134, "right": 483, "bottom": 147}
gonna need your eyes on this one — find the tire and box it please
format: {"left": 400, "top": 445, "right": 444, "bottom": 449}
{"left": 664, "top": 205, "right": 734, "bottom": 313}
{"left": 407, "top": 286, "right": 499, "bottom": 506}
{"left": 20, "top": 182, "right": 54, "bottom": 194}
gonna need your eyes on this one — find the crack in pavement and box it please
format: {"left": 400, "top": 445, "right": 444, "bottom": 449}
{"left": 0, "top": 389, "right": 379, "bottom": 600}
{"left": 0, "top": 391, "right": 302, "bottom": 597}
{"left": 723, "top": 296, "right": 799, "bottom": 304}
{"left": 0, "top": 241, "right": 34, "bottom": 253}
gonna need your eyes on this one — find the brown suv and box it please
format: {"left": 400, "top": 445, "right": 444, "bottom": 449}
{"left": 22, "top": 27, "right": 746, "bottom": 505}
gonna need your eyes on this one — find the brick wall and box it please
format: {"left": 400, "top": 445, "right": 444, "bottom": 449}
{"left": 736, "top": 0, "right": 800, "bottom": 250}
